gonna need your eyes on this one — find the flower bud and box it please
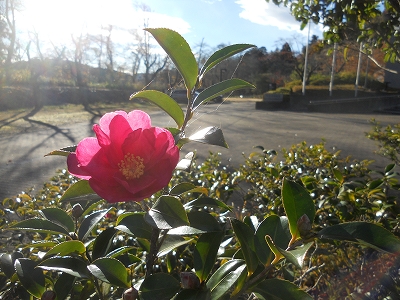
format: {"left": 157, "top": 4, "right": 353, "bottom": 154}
{"left": 297, "top": 214, "right": 312, "bottom": 237}
{"left": 71, "top": 203, "right": 84, "bottom": 219}
{"left": 41, "top": 290, "right": 56, "bottom": 300}
{"left": 180, "top": 272, "right": 200, "bottom": 289}
{"left": 123, "top": 287, "right": 138, "bottom": 300}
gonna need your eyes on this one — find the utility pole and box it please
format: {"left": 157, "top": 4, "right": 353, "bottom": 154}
{"left": 329, "top": 43, "right": 338, "bottom": 97}
{"left": 355, "top": 42, "right": 363, "bottom": 97}
{"left": 302, "top": 22, "right": 311, "bottom": 96}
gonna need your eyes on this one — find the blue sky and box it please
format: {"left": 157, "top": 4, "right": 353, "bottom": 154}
{"left": 17, "top": 0, "right": 323, "bottom": 54}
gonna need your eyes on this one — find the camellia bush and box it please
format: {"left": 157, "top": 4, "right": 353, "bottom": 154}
{"left": 1, "top": 28, "right": 400, "bottom": 300}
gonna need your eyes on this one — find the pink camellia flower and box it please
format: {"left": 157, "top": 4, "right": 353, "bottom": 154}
{"left": 67, "top": 110, "right": 179, "bottom": 203}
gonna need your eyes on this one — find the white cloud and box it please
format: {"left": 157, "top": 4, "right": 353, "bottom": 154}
{"left": 235, "top": 0, "right": 321, "bottom": 38}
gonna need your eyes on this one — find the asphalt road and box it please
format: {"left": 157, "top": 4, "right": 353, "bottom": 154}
{"left": 1, "top": 100, "right": 399, "bottom": 200}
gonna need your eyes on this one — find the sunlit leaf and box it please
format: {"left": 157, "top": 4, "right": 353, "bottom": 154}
{"left": 88, "top": 257, "right": 130, "bottom": 287}
{"left": 184, "top": 197, "right": 232, "bottom": 212}
{"left": 145, "top": 196, "right": 189, "bottom": 230}
{"left": 9, "top": 218, "right": 70, "bottom": 236}
{"left": 45, "top": 145, "right": 77, "bottom": 157}
{"left": 169, "top": 211, "right": 221, "bottom": 235}
{"left": 60, "top": 180, "right": 96, "bottom": 202}
{"left": 194, "top": 231, "right": 224, "bottom": 282}
{"left": 130, "top": 90, "right": 185, "bottom": 128}
{"left": 282, "top": 179, "right": 315, "bottom": 245}
{"left": 176, "top": 151, "right": 195, "bottom": 171}
{"left": 139, "top": 273, "right": 181, "bottom": 300}
{"left": 253, "top": 278, "right": 313, "bottom": 300}
{"left": 199, "top": 44, "right": 255, "bottom": 80}
{"left": 38, "top": 256, "right": 90, "bottom": 278}
{"left": 116, "top": 212, "right": 153, "bottom": 240}
{"left": 206, "top": 259, "right": 247, "bottom": 300}
{"left": 192, "top": 79, "right": 255, "bottom": 110}
{"left": 15, "top": 259, "right": 45, "bottom": 298}
{"left": 255, "top": 215, "right": 291, "bottom": 265}
{"left": 318, "top": 222, "right": 400, "bottom": 253}
{"left": 40, "top": 207, "right": 75, "bottom": 233}
{"left": 44, "top": 240, "right": 86, "bottom": 259}
{"left": 146, "top": 28, "right": 198, "bottom": 91}
{"left": 78, "top": 208, "right": 112, "bottom": 241}
{"left": 189, "top": 126, "right": 228, "bottom": 148}
{"left": 0, "top": 252, "right": 23, "bottom": 278}
{"left": 157, "top": 235, "right": 193, "bottom": 257}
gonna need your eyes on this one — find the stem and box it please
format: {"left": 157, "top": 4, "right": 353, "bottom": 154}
{"left": 145, "top": 227, "right": 160, "bottom": 278}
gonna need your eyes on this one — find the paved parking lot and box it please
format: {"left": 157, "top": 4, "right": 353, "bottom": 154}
{"left": 1, "top": 100, "right": 398, "bottom": 200}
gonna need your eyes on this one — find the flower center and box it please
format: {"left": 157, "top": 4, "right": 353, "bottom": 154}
{"left": 118, "top": 153, "right": 145, "bottom": 180}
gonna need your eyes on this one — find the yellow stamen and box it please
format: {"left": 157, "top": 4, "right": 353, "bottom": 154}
{"left": 118, "top": 153, "right": 145, "bottom": 180}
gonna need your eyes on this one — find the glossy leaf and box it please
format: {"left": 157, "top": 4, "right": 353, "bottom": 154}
{"left": 189, "top": 126, "right": 228, "bottom": 148}
{"left": 199, "top": 44, "right": 255, "bottom": 79}
{"left": 130, "top": 90, "right": 185, "bottom": 128}
{"left": 158, "top": 235, "right": 193, "bottom": 257}
{"left": 44, "top": 240, "right": 86, "bottom": 259}
{"left": 78, "top": 208, "right": 111, "bottom": 241}
{"left": 176, "top": 151, "right": 195, "bottom": 170}
{"left": 265, "top": 235, "right": 285, "bottom": 265}
{"left": 45, "top": 145, "right": 77, "bottom": 157}
{"left": 318, "top": 222, "right": 400, "bottom": 253}
{"left": 0, "top": 252, "right": 23, "bottom": 278}
{"left": 253, "top": 278, "right": 313, "bottom": 300}
{"left": 116, "top": 212, "right": 153, "bottom": 240}
{"left": 206, "top": 259, "right": 247, "bottom": 300}
{"left": 194, "top": 231, "right": 224, "bottom": 282}
{"left": 282, "top": 179, "right": 315, "bottom": 245}
{"left": 192, "top": 79, "right": 255, "bottom": 110}
{"left": 184, "top": 197, "right": 232, "bottom": 212}
{"left": 145, "top": 196, "right": 189, "bottom": 230}
{"left": 38, "top": 256, "right": 90, "bottom": 278}
{"left": 15, "top": 258, "right": 45, "bottom": 298}
{"left": 40, "top": 207, "right": 75, "bottom": 232}
{"left": 92, "top": 227, "right": 118, "bottom": 260}
{"left": 146, "top": 28, "right": 198, "bottom": 91}
{"left": 88, "top": 257, "right": 130, "bottom": 287}
{"left": 60, "top": 180, "right": 96, "bottom": 202}
{"left": 230, "top": 218, "right": 259, "bottom": 275}
{"left": 139, "top": 272, "right": 181, "bottom": 300}
{"left": 9, "top": 218, "right": 70, "bottom": 236}
{"left": 254, "top": 215, "right": 291, "bottom": 265}
{"left": 168, "top": 211, "right": 221, "bottom": 235}
{"left": 170, "top": 182, "right": 208, "bottom": 196}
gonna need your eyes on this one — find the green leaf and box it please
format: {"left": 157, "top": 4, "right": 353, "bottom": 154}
{"left": 9, "top": 218, "right": 70, "bottom": 236}
{"left": 282, "top": 180, "right": 315, "bottom": 245}
{"left": 206, "top": 259, "right": 247, "bottom": 300}
{"left": 145, "top": 196, "right": 189, "bottom": 230}
{"left": 194, "top": 231, "right": 224, "bottom": 282}
{"left": 170, "top": 182, "right": 207, "bottom": 196}
{"left": 88, "top": 257, "right": 130, "bottom": 287}
{"left": 318, "top": 222, "right": 400, "bottom": 253}
{"left": 184, "top": 197, "right": 232, "bottom": 212}
{"left": 130, "top": 90, "right": 185, "bottom": 128}
{"left": 253, "top": 278, "right": 313, "bottom": 300}
{"left": 40, "top": 207, "right": 75, "bottom": 232}
{"left": 158, "top": 235, "right": 193, "bottom": 257}
{"left": 116, "top": 212, "right": 153, "bottom": 240}
{"left": 44, "top": 240, "right": 86, "bottom": 259}
{"left": 0, "top": 252, "right": 23, "bottom": 278}
{"left": 145, "top": 28, "right": 198, "bottom": 91}
{"left": 38, "top": 256, "right": 90, "bottom": 278}
{"left": 60, "top": 180, "right": 96, "bottom": 202}
{"left": 45, "top": 145, "right": 77, "bottom": 157}
{"left": 54, "top": 273, "right": 76, "bottom": 300}
{"left": 254, "top": 215, "right": 291, "bottom": 265}
{"left": 92, "top": 227, "right": 118, "bottom": 260}
{"left": 139, "top": 273, "right": 181, "bottom": 300}
{"left": 192, "top": 79, "right": 255, "bottom": 110}
{"left": 15, "top": 258, "right": 45, "bottom": 298}
{"left": 168, "top": 211, "right": 222, "bottom": 235}
{"left": 189, "top": 126, "right": 228, "bottom": 148}
{"left": 78, "top": 208, "right": 112, "bottom": 241}
{"left": 176, "top": 151, "right": 195, "bottom": 171}
{"left": 199, "top": 44, "right": 255, "bottom": 80}
{"left": 230, "top": 219, "right": 259, "bottom": 275}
